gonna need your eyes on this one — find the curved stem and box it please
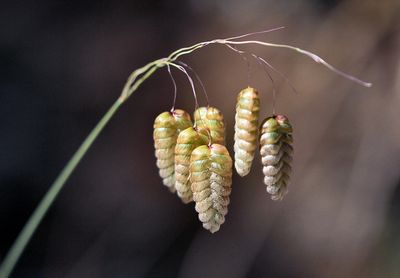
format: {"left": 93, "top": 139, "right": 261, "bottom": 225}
{"left": 0, "top": 30, "right": 372, "bottom": 278}
{"left": 0, "top": 100, "right": 122, "bottom": 278}
{"left": 221, "top": 39, "right": 372, "bottom": 87}
{"left": 0, "top": 63, "right": 163, "bottom": 278}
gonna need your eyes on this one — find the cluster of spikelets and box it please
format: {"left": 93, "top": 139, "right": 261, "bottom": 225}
{"left": 153, "top": 87, "right": 293, "bottom": 233}
{"left": 153, "top": 106, "right": 230, "bottom": 233}
{"left": 234, "top": 88, "right": 293, "bottom": 200}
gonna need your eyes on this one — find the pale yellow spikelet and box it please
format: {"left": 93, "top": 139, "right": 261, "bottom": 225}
{"left": 190, "top": 144, "right": 232, "bottom": 233}
{"left": 193, "top": 106, "right": 226, "bottom": 145}
{"left": 153, "top": 109, "right": 192, "bottom": 192}
{"left": 175, "top": 127, "right": 208, "bottom": 203}
{"left": 259, "top": 115, "right": 293, "bottom": 200}
{"left": 234, "top": 87, "right": 260, "bottom": 177}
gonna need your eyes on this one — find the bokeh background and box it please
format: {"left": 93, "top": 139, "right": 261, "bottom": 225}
{"left": 1, "top": 0, "right": 400, "bottom": 277}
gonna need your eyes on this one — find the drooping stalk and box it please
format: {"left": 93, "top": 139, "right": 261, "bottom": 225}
{"left": 0, "top": 62, "right": 165, "bottom": 278}
{"left": 0, "top": 100, "right": 122, "bottom": 278}
{"left": 0, "top": 29, "right": 371, "bottom": 278}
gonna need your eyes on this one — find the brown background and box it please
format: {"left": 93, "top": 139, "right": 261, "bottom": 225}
{"left": 1, "top": 0, "right": 400, "bottom": 277}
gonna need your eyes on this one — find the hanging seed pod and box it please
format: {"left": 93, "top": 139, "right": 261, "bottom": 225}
{"left": 193, "top": 106, "right": 226, "bottom": 145}
{"left": 153, "top": 109, "right": 192, "bottom": 192}
{"left": 234, "top": 87, "right": 260, "bottom": 177}
{"left": 259, "top": 115, "right": 293, "bottom": 200}
{"left": 190, "top": 144, "right": 232, "bottom": 233}
{"left": 175, "top": 127, "right": 209, "bottom": 203}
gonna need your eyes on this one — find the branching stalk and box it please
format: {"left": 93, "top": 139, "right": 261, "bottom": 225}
{"left": 0, "top": 28, "right": 371, "bottom": 278}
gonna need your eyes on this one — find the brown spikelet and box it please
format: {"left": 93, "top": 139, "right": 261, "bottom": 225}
{"left": 259, "top": 115, "right": 293, "bottom": 200}
{"left": 153, "top": 109, "right": 192, "bottom": 192}
{"left": 175, "top": 127, "right": 209, "bottom": 203}
{"left": 234, "top": 87, "right": 260, "bottom": 177}
{"left": 193, "top": 107, "right": 226, "bottom": 145}
{"left": 190, "top": 144, "right": 232, "bottom": 233}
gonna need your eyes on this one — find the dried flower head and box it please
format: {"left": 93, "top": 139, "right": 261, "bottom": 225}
{"left": 259, "top": 115, "right": 293, "bottom": 200}
{"left": 234, "top": 87, "right": 260, "bottom": 177}
{"left": 153, "top": 110, "right": 192, "bottom": 192}
{"left": 190, "top": 144, "right": 232, "bottom": 233}
{"left": 194, "top": 106, "right": 226, "bottom": 145}
{"left": 175, "top": 126, "right": 209, "bottom": 203}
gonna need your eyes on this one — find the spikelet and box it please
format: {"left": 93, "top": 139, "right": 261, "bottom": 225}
{"left": 194, "top": 106, "right": 226, "bottom": 145}
{"left": 175, "top": 127, "right": 209, "bottom": 203}
{"left": 259, "top": 115, "right": 293, "bottom": 200}
{"left": 234, "top": 87, "right": 260, "bottom": 177}
{"left": 190, "top": 144, "right": 232, "bottom": 233}
{"left": 153, "top": 109, "right": 192, "bottom": 192}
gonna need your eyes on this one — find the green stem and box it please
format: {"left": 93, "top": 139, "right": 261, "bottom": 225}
{"left": 0, "top": 100, "right": 122, "bottom": 278}
{"left": 0, "top": 48, "right": 170, "bottom": 278}
{"left": 0, "top": 32, "right": 371, "bottom": 278}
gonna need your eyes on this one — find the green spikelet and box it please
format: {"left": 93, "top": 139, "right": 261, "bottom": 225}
{"left": 193, "top": 107, "right": 226, "bottom": 145}
{"left": 153, "top": 109, "right": 192, "bottom": 192}
{"left": 190, "top": 144, "right": 232, "bottom": 233}
{"left": 259, "top": 115, "right": 293, "bottom": 200}
{"left": 175, "top": 127, "right": 209, "bottom": 203}
{"left": 234, "top": 87, "right": 260, "bottom": 177}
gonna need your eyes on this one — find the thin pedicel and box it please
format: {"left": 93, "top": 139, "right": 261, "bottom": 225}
{"left": 0, "top": 27, "right": 371, "bottom": 278}
{"left": 166, "top": 63, "right": 177, "bottom": 112}
{"left": 176, "top": 61, "right": 210, "bottom": 107}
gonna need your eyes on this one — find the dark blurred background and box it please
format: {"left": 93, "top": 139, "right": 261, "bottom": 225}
{"left": 1, "top": 0, "right": 400, "bottom": 277}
